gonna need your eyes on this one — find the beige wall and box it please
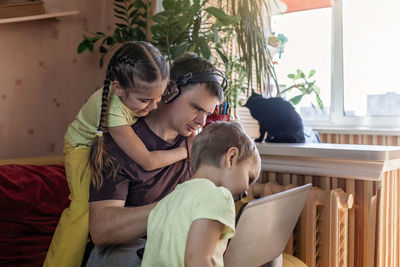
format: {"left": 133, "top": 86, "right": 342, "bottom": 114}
{"left": 0, "top": 0, "right": 117, "bottom": 159}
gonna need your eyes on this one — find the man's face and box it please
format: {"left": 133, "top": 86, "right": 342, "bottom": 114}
{"left": 168, "top": 83, "right": 219, "bottom": 137}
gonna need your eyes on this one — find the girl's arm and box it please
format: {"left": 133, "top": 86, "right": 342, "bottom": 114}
{"left": 109, "top": 125, "right": 187, "bottom": 171}
{"left": 184, "top": 219, "right": 224, "bottom": 267}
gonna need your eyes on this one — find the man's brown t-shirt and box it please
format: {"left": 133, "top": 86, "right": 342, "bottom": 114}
{"left": 89, "top": 118, "right": 191, "bottom": 207}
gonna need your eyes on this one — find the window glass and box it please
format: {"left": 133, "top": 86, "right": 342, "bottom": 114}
{"left": 271, "top": 8, "right": 332, "bottom": 121}
{"left": 343, "top": 0, "right": 400, "bottom": 116}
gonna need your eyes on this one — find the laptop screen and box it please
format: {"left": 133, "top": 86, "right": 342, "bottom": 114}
{"left": 224, "top": 183, "right": 312, "bottom": 267}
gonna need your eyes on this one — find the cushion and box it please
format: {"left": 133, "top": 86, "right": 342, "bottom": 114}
{"left": 0, "top": 164, "right": 69, "bottom": 266}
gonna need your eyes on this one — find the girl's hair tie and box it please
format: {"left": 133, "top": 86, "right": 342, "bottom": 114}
{"left": 95, "top": 130, "right": 103, "bottom": 137}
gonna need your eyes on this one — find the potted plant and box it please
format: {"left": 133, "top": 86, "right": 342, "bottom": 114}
{"left": 75, "top": 0, "right": 279, "bottom": 120}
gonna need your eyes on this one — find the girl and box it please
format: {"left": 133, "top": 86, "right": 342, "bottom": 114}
{"left": 44, "top": 41, "right": 187, "bottom": 267}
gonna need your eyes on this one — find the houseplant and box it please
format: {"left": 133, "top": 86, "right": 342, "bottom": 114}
{"left": 77, "top": 0, "right": 151, "bottom": 67}
{"left": 76, "top": 0, "right": 280, "bottom": 116}
{"left": 229, "top": 0, "right": 279, "bottom": 94}
{"left": 150, "top": 0, "right": 240, "bottom": 66}
{"left": 280, "top": 68, "right": 324, "bottom": 110}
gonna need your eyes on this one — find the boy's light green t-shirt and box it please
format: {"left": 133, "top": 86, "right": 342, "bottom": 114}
{"left": 64, "top": 87, "right": 137, "bottom": 147}
{"left": 142, "top": 178, "right": 235, "bottom": 267}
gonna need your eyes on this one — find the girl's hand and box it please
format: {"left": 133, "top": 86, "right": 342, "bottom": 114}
{"left": 185, "top": 132, "right": 196, "bottom": 161}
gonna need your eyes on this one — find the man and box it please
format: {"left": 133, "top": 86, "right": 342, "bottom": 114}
{"left": 86, "top": 53, "right": 224, "bottom": 266}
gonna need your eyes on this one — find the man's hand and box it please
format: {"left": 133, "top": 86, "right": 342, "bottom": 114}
{"left": 89, "top": 200, "right": 157, "bottom": 245}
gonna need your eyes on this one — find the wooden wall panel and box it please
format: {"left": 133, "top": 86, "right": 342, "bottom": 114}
{"left": 319, "top": 133, "right": 400, "bottom": 146}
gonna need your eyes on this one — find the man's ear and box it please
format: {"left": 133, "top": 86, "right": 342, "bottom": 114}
{"left": 112, "top": 81, "right": 124, "bottom": 97}
{"left": 225, "top": 147, "right": 239, "bottom": 170}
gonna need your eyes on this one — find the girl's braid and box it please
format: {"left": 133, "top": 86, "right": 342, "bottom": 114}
{"left": 98, "top": 77, "right": 111, "bottom": 133}
{"left": 89, "top": 68, "right": 119, "bottom": 189}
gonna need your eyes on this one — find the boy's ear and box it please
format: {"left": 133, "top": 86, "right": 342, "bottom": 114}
{"left": 225, "top": 147, "right": 239, "bottom": 170}
{"left": 112, "top": 81, "right": 124, "bottom": 97}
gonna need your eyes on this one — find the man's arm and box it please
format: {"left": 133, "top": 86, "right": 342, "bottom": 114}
{"left": 184, "top": 219, "right": 224, "bottom": 267}
{"left": 89, "top": 200, "right": 157, "bottom": 245}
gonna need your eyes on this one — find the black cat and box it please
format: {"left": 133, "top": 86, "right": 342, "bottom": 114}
{"left": 244, "top": 92, "right": 305, "bottom": 143}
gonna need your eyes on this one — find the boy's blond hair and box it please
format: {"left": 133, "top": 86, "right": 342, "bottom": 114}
{"left": 191, "top": 122, "right": 257, "bottom": 173}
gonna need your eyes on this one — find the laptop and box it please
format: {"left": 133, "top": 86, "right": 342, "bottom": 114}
{"left": 223, "top": 183, "right": 312, "bottom": 267}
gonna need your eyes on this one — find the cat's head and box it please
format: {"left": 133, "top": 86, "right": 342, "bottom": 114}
{"left": 244, "top": 91, "right": 263, "bottom": 107}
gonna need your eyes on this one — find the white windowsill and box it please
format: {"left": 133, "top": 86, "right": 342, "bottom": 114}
{"left": 256, "top": 143, "right": 400, "bottom": 181}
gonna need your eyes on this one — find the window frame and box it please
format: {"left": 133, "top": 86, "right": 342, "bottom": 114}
{"left": 304, "top": 0, "right": 400, "bottom": 130}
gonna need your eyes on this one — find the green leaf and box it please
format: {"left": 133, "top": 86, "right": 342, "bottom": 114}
{"left": 132, "top": 0, "right": 145, "bottom": 9}
{"left": 152, "top": 12, "right": 171, "bottom": 23}
{"left": 116, "top": 23, "right": 128, "bottom": 28}
{"left": 197, "top": 38, "right": 211, "bottom": 60}
{"left": 77, "top": 40, "right": 88, "bottom": 54}
{"left": 163, "top": 0, "right": 178, "bottom": 10}
{"left": 95, "top": 32, "right": 106, "bottom": 36}
{"left": 212, "top": 24, "right": 219, "bottom": 44}
{"left": 311, "top": 84, "right": 320, "bottom": 94}
{"left": 170, "top": 44, "right": 189, "bottom": 59}
{"left": 88, "top": 42, "right": 94, "bottom": 53}
{"left": 114, "top": 8, "right": 127, "bottom": 16}
{"left": 113, "top": 3, "right": 125, "bottom": 10}
{"left": 83, "top": 34, "right": 91, "bottom": 41}
{"left": 115, "top": 14, "right": 128, "bottom": 23}
{"left": 316, "top": 93, "right": 324, "bottom": 109}
{"left": 99, "top": 46, "right": 107, "bottom": 54}
{"left": 215, "top": 47, "right": 229, "bottom": 66}
{"left": 90, "top": 36, "right": 101, "bottom": 43}
{"left": 205, "top": 7, "right": 241, "bottom": 25}
{"left": 106, "top": 37, "right": 114, "bottom": 45}
{"left": 129, "top": 9, "right": 139, "bottom": 19}
{"left": 136, "top": 19, "right": 147, "bottom": 28}
{"left": 287, "top": 73, "right": 295, "bottom": 79}
{"left": 289, "top": 95, "right": 304, "bottom": 105}
{"left": 308, "top": 69, "right": 316, "bottom": 78}
{"left": 297, "top": 69, "right": 305, "bottom": 78}
{"left": 127, "top": 2, "right": 135, "bottom": 10}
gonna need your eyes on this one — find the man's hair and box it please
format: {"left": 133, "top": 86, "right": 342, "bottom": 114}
{"left": 170, "top": 52, "right": 223, "bottom": 102}
{"left": 191, "top": 122, "right": 258, "bottom": 173}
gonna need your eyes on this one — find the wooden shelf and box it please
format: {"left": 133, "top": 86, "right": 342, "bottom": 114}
{"left": 0, "top": 10, "right": 79, "bottom": 24}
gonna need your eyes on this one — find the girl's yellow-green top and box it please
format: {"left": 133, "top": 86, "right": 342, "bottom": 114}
{"left": 65, "top": 87, "right": 137, "bottom": 147}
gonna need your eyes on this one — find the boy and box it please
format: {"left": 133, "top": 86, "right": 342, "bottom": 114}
{"left": 142, "top": 121, "right": 261, "bottom": 267}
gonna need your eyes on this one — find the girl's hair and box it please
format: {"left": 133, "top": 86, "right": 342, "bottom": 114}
{"left": 89, "top": 41, "right": 168, "bottom": 190}
{"left": 191, "top": 121, "right": 258, "bottom": 173}
{"left": 170, "top": 52, "right": 224, "bottom": 102}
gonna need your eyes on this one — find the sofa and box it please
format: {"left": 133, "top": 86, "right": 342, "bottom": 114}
{"left": 0, "top": 156, "right": 306, "bottom": 267}
{"left": 0, "top": 156, "right": 69, "bottom": 266}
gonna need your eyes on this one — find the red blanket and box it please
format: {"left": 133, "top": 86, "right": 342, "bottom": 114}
{"left": 0, "top": 164, "right": 70, "bottom": 267}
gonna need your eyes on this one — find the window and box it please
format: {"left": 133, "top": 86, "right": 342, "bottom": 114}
{"left": 271, "top": 0, "right": 400, "bottom": 129}
{"left": 271, "top": 8, "right": 332, "bottom": 122}
{"left": 343, "top": 0, "right": 400, "bottom": 118}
